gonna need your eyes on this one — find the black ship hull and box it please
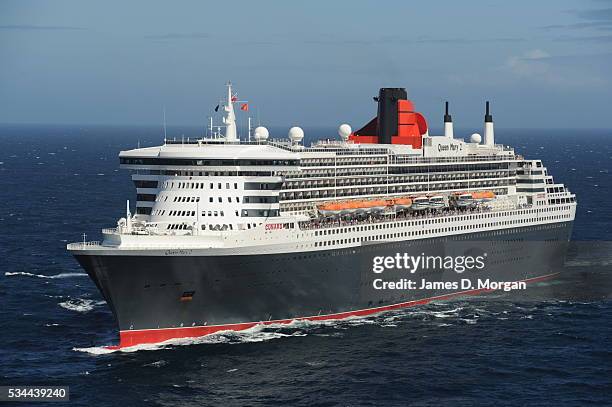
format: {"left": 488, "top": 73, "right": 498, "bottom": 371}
{"left": 74, "top": 221, "right": 573, "bottom": 348}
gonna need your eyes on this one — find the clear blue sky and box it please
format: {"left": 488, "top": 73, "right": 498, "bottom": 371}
{"left": 1, "top": 0, "right": 611, "bottom": 130}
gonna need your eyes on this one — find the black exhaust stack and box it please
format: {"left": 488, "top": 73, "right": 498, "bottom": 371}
{"left": 444, "top": 101, "right": 452, "bottom": 123}
{"left": 377, "top": 88, "right": 407, "bottom": 144}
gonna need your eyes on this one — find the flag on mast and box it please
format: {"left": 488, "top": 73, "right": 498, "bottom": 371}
{"left": 214, "top": 104, "right": 219, "bottom": 112}
{"left": 240, "top": 103, "right": 249, "bottom": 111}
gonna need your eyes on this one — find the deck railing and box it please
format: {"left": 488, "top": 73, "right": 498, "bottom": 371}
{"left": 296, "top": 203, "right": 531, "bottom": 232}
{"left": 67, "top": 241, "right": 102, "bottom": 250}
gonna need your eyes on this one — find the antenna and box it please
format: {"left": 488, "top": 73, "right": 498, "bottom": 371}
{"left": 163, "top": 106, "right": 167, "bottom": 139}
{"left": 126, "top": 200, "right": 132, "bottom": 232}
{"left": 248, "top": 116, "right": 252, "bottom": 142}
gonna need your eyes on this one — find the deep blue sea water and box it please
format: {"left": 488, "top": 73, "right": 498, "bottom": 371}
{"left": 1, "top": 125, "right": 611, "bottom": 406}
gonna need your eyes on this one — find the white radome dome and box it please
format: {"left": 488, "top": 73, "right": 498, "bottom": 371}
{"left": 288, "top": 126, "right": 304, "bottom": 144}
{"left": 338, "top": 123, "right": 352, "bottom": 141}
{"left": 253, "top": 126, "right": 269, "bottom": 141}
{"left": 470, "top": 133, "right": 482, "bottom": 144}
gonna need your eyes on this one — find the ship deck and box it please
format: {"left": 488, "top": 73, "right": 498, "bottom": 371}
{"left": 67, "top": 201, "right": 535, "bottom": 251}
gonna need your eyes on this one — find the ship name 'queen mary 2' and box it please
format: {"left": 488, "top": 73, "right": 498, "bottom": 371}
{"left": 68, "top": 83, "right": 576, "bottom": 349}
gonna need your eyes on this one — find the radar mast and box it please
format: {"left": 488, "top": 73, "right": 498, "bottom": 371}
{"left": 224, "top": 81, "right": 238, "bottom": 142}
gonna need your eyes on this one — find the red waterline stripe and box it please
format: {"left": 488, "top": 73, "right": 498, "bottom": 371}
{"left": 108, "top": 272, "right": 558, "bottom": 349}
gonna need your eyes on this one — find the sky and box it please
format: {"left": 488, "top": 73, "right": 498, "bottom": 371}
{"left": 1, "top": 0, "right": 611, "bottom": 131}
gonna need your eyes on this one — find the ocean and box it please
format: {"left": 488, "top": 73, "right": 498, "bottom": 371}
{"left": 1, "top": 125, "right": 611, "bottom": 406}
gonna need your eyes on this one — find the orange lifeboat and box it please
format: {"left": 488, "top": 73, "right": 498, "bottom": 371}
{"left": 471, "top": 191, "right": 495, "bottom": 200}
{"left": 317, "top": 199, "right": 391, "bottom": 216}
{"left": 363, "top": 200, "right": 388, "bottom": 212}
{"left": 317, "top": 202, "right": 346, "bottom": 216}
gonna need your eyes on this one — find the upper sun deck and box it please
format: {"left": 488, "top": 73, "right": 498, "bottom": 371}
{"left": 120, "top": 140, "right": 297, "bottom": 161}
{"left": 118, "top": 82, "right": 521, "bottom": 172}
{"left": 119, "top": 136, "right": 521, "bottom": 168}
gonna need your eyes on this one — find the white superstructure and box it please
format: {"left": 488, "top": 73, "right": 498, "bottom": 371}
{"left": 69, "top": 84, "right": 576, "bottom": 254}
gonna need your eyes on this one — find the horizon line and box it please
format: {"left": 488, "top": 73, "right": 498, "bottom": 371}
{"left": 0, "top": 122, "right": 611, "bottom": 132}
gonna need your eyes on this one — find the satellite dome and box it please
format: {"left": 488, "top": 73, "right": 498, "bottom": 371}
{"left": 288, "top": 126, "right": 304, "bottom": 144}
{"left": 470, "top": 133, "right": 482, "bottom": 144}
{"left": 338, "top": 124, "right": 352, "bottom": 141}
{"left": 253, "top": 126, "right": 269, "bottom": 141}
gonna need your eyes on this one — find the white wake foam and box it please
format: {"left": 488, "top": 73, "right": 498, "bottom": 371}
{"left": 59, "top": 298, "right": 105, "bottom": 313}
{"left": 74, "top": 323, "right": 311, "bottom": 354}
{"left": 5, "top": 271, "right": 87, "bottom": 279}
{"left": 74, "top": 312, "right": 430, "bottom": 355}
{"left": 73, "top": 346, "right": 116, "bottom": 355}
{"left": 143, "top": 360, "right": 168, "bottom": 368}
{"left": 75, "top": 308, "right": 471, "bottom": 355}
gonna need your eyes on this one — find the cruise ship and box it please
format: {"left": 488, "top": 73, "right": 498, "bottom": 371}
{"left": 68, "top": 83, "right": 576, "bottom": 349}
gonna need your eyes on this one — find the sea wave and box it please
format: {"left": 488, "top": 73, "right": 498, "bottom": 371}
{"left": 143, "top": 360, "right": 168, "bottom": 368}
{"left": 5, "top": 271, "right": 87, "bottom": 279}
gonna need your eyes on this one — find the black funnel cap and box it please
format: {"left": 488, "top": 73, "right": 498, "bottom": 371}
{"left": 377, "top": 88, "right": 407, "bottom": 144}
{"left": 485, "top": 101, "right": 493, "bottom": 123}
{"left": 444, "top": 101, "right": 452, "bottom": 123}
